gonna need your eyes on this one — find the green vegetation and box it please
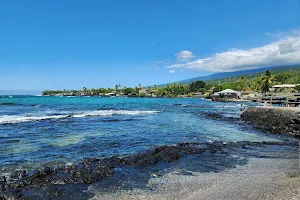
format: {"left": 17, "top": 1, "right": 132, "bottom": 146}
{"left": 295, "top": 85, "right": 300, "bottom": 92}
{"left": 42, "top": 81, "right": 207, "bottom": 97}
{"left": 206, "top": 66, "right": 300, "bottom": 93}
{"left": 42, "top": 66, "right": 300, "bottom": 97}
{"left": 189, "top": 80, "right": 206, "bottom": 92}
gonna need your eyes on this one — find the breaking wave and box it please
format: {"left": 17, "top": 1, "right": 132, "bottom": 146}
{"left": 215, "top": 105, "right": 242, "bottom": 108}
{"left": 0, "top": 110, "right": 159, "bottom": 125}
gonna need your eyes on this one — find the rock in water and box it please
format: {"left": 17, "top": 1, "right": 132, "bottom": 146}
{"left": 241, "top": 107, "right": 300, "bottom": 137}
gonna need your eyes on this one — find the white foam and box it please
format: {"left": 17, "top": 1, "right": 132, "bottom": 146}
{"left": 0, "top": 110, "right": 159, "bottom": 124}
{"left": 215, "top": 105, "right": 241, "bottom": 108}
{"left": 0, "top": 115, "right": 69, "bottom": 124}
{"left": 72, "top": 110, "right": 159, "bottom": 118}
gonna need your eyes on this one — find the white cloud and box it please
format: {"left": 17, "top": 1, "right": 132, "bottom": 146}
{"left": 167, "top": 34, "right": 300, "bottom": 72}
{"left": 265, "top": 32, "right": 282, "bottom": 38}
{"left": 169, "top": 70, "right": 175, "bottom": 73}
{"left": 175, "top": 50, "right": 194, "bottom": 61}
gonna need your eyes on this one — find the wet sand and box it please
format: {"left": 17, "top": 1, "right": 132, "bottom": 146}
{"left": 90, "top": 157, "right": 300, "bottom": 200}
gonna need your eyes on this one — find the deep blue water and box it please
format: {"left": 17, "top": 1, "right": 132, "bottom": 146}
{"left": 0, "top": 96, "right": 292, "bottom": 177}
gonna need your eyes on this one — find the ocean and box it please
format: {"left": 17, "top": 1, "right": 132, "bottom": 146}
{"left": 0, "top": 95, "right": 293, "bottom": 178}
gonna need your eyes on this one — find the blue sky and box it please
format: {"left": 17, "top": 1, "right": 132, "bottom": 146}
{"left": 1, "top": 0, "right": 300, "bottom": 94}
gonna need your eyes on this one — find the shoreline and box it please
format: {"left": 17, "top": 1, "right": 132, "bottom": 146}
{"left": 40, "top": 95, "right": 257, "bottom": 103}
{"left": 241, "top": 106, "right": 300, "bottom": 137}
{"left": 1, "top": 140, "right": 298, "bottom": 199}
{"left": 1, "top": 101, "right": 300, "bottom": 199}
{"left": 92, "top": 157, "right": 300, "bottom": 200}
{"left": 2, "top": 94, "right": 257, "bottom": 103}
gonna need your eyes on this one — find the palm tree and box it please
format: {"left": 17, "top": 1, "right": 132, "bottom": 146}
{"left": 261, "top": 76, "right": 273, "bottom": 94}
{"left": 237, "top": 76, "right": 247, "bottom": 91}
{"left": 261, "top": 70, "right": 275, "bottom": 94}
{"left": 253, "top": 77, "right": 263, "bottom": 92}
{"left": 265, "top": 70, "right": 271, "bottom": 77}
{"left": 83, "top": 87, "right": 88, "bottom": 95}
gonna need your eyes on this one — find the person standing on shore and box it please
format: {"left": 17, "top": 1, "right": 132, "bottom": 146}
{"left": 241, "top": 103, "right": 245, "bottom": 111}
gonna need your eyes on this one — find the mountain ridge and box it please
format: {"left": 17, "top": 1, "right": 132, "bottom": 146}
{"left": 160, "top": 64, "right": 300, "bottom": 86}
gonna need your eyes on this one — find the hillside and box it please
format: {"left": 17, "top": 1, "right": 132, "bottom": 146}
{"left": 161, "top": 64, "right": 300, "bottom": 86}
{"left": 42, "top": 65, "right": 300, "bottom": 97}
{"left": 206, "top": 65, "right": 300, "bottom": 85}
{"left": 204, "top": 66, "right": 300, "bottom": 93}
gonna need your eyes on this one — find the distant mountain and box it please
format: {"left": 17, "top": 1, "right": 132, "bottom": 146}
{"left": 160, "top": 65, "right": 300, "bottom": 86}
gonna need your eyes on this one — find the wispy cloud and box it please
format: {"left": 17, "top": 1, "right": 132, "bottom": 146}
{"left": 175, "top": 50, "right": 194, "bottom": 61}
{"left": 154, "top": 60, "right": 171, "bottom": 65}
{"left": 265, "top": 31, "right": 283, "bottom": 38}
{"left": 169, "top": 70, "right": 175, "bottom": 73}
{"left": 167, "top": 31, "right": 300, "bottom": 72}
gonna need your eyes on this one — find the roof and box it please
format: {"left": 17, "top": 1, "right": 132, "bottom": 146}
{"left": 217, "top": 89, "right": 239, "bottom": 94}
{"left": 105, "top": 92, "right": 116, "bottom": 95}
{"left": 272, "top": 84, "right": 300, "bottom": 88}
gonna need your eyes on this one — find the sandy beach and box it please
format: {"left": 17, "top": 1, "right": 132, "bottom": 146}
{"left": 90, "top": 156, "right": 300, "bottom": 200}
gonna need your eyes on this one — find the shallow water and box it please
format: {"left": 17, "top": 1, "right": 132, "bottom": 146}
{"left": 0, "top": 96, "right": 293, "bottom": 177}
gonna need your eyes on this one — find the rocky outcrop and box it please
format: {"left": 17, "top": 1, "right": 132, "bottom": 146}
{"left": 241, "top": 107, "right": 300, "bottom": 137}
{"left": 0, "top": 140, "right": 297, "bottom": 199}
{"left": 0, "top": 143, "right": 207, "bottom": 195}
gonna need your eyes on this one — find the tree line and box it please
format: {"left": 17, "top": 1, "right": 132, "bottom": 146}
{"left": 42, "top": 68, "right": 300, "bottom": 97}
{"left": 42, "top": 80, "right": 207, "bottom": 97}
{"left": 208, "top": 70, "right": 300, "bottom": 94}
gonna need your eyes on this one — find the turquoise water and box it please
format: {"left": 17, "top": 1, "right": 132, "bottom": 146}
{"left": 0, "top": 96, "right": 290, "bottom": 176}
